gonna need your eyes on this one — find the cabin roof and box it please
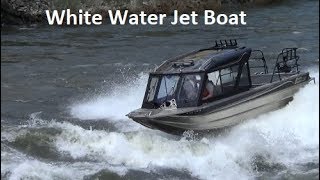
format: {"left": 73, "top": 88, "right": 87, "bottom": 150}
{"left": 152, "top": 46, "right": 252, "bottom": 74}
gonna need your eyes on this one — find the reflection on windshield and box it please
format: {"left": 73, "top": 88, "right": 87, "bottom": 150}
{"left": 179, "top": 74, "right": 201, "bottom": 103}
{"left": 144, "top": 74, "right": 203, "bottom": 108}
{"left": 157, "top": 75, "right": 180, "bottom": 100}
{"left": 146, "top": 77, "right": 159, "bottom": 102}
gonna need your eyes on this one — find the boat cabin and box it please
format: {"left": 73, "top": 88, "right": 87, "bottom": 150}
{"left": 141, "top": 39, "right": 302, "bottom": 109}
{"left": 142, "top": 40, "right": 257, "bottom": 109}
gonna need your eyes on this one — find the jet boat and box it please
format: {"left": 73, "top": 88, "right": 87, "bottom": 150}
{"left": 127, "top": 39, "right": 315, "bottom": 134}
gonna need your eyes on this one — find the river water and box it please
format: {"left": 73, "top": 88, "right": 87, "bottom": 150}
{"left": 1, "top": 0, "right": 319, "bottom": 179}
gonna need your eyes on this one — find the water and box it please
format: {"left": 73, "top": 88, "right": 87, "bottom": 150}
{"left": 1, "top": 0, "right": 319, "bottom": 179}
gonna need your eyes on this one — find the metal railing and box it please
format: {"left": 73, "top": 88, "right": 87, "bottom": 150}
{"left": 249, "top": 50, "right": 268, "bottom": 74}
{"left": 270, "top": 48, "right": 300, "bottom": 83}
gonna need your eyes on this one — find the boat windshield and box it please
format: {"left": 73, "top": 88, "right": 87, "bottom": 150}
{"left": 143, "top": 74, "right": 203, "bottom": 108}
{"left": 176, "top": 74, "right": 202, "bottom": 107}
{"left": 144, "top": 75, "right": 180, "bottom": 106}
{"left": 156, "top": 75, "right": 180, "bottom": 101}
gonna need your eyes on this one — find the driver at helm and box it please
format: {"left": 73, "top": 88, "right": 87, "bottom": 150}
{"left": 202, "top": 74, "right": 214, "bottom": 100}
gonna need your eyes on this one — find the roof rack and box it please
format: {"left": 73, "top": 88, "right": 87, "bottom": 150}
{"left": 212, "top": 39, "right": 238, "bottom": 50}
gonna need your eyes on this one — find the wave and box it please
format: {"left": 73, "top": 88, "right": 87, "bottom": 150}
{"left": 2, "top": 71, "right": 318, "bottom": 180}
{"left": 60, "top": 73, "right": 320, "bottom": 179}
{"left": 70, "top": 73, "right": 148, "bottom": 121}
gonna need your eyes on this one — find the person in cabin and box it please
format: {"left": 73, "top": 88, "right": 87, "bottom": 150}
{"left": 183, "top": 75, "right": 199, "bottom": 101}
{"left": 202, "top": 74, "right": 214, "bottom": 101}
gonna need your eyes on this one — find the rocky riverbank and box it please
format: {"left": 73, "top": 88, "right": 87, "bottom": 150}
{"left": 1, "top": 0, "right": 282, "bottom": 25}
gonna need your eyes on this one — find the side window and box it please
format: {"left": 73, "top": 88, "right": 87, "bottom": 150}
{"left": 204, "top": 62, "right": 250, "bottom": 101}
{"left": 179, "top": 75, "right": 201, "bottom": 101}
{"left": 146, "top": 77, "right": 159, "bottom": 102}
{"left": 220, "top": 65, "right": 238, "bottom": 93}
{"left": 238, "top": 62, "right": 250, "bottom": 87}
{"left": 207, "top": 71, "right": 222, "bottom": 96}
{"left": 178, "top": 74, "right": 202, "bottom": 107}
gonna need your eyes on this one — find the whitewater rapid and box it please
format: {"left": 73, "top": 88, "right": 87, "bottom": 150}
{"left": 2, "top": 71, "right": 319, "bottom": 180}
{"left": 70, "top": 73, "right": 148, "bottom": 122}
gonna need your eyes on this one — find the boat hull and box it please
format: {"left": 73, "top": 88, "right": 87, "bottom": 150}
{"left": 128, "top": 73, "right": 312, "bottom": 134}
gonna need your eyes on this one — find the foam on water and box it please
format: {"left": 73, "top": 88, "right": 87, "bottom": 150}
{"left": 1, "top": 142, "right": 127, "bottom": 180}
{"left": 49, "top": 121, "right": 252, "bottom": 179}
{"left": 70, "top": 74, "right": 148, "bottom": 121}
{"left": 2, "top": 158, "right": 125, "bottom": 180}
{"left": 8, "top": 160, "right": 74, "bottom": 180}
{"left": 60, "top": 71, "right": 319, "bottom": 179}
{"left": 70, "top": 73, "right": 148, "bottom": 121}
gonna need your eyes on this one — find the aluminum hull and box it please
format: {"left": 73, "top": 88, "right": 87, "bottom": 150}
{"left": 127, "top": 73, "right": 312, "bottom": 134}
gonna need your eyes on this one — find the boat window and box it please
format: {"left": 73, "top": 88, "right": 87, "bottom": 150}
{"left": 157, "top": 75, "right": 180, "bottom": 100}
{"left": 207, "top": 71, "right": 223, "bottom": 96}
{"left": 203, "top": 62, "right": 251, "bottom": 102}
{"left": 177, "top": 74, "right": 202, "bottom": 106}
{"left": 220, "top": 65, "right": 238, "bottom": 93}
{"left": 220, "top": 66, "right": 237, "bottom": 83}
{"left": 238, "top": 62, "right": 250, "bottom": 88}
{"left": 146, "top": 77, "right": 159, "bottom": 102}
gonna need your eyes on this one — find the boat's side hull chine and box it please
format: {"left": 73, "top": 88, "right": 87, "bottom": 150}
{"left": 129, "top": 73, "right": 311, "bottom": 134}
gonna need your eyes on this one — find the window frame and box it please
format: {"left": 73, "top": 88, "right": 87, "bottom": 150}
{"left": 142, "top": 72, "right": 205, "bottom": 108}
{"left": 141, "top": 58, "right": 252, "bottom": 108}
{"left": 201, "top": 60, "right": 252, "bottom": 103}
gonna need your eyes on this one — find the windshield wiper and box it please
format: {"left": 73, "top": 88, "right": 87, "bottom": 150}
{"left": 168, "top": 80, "right": 178, "bottom": 94}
